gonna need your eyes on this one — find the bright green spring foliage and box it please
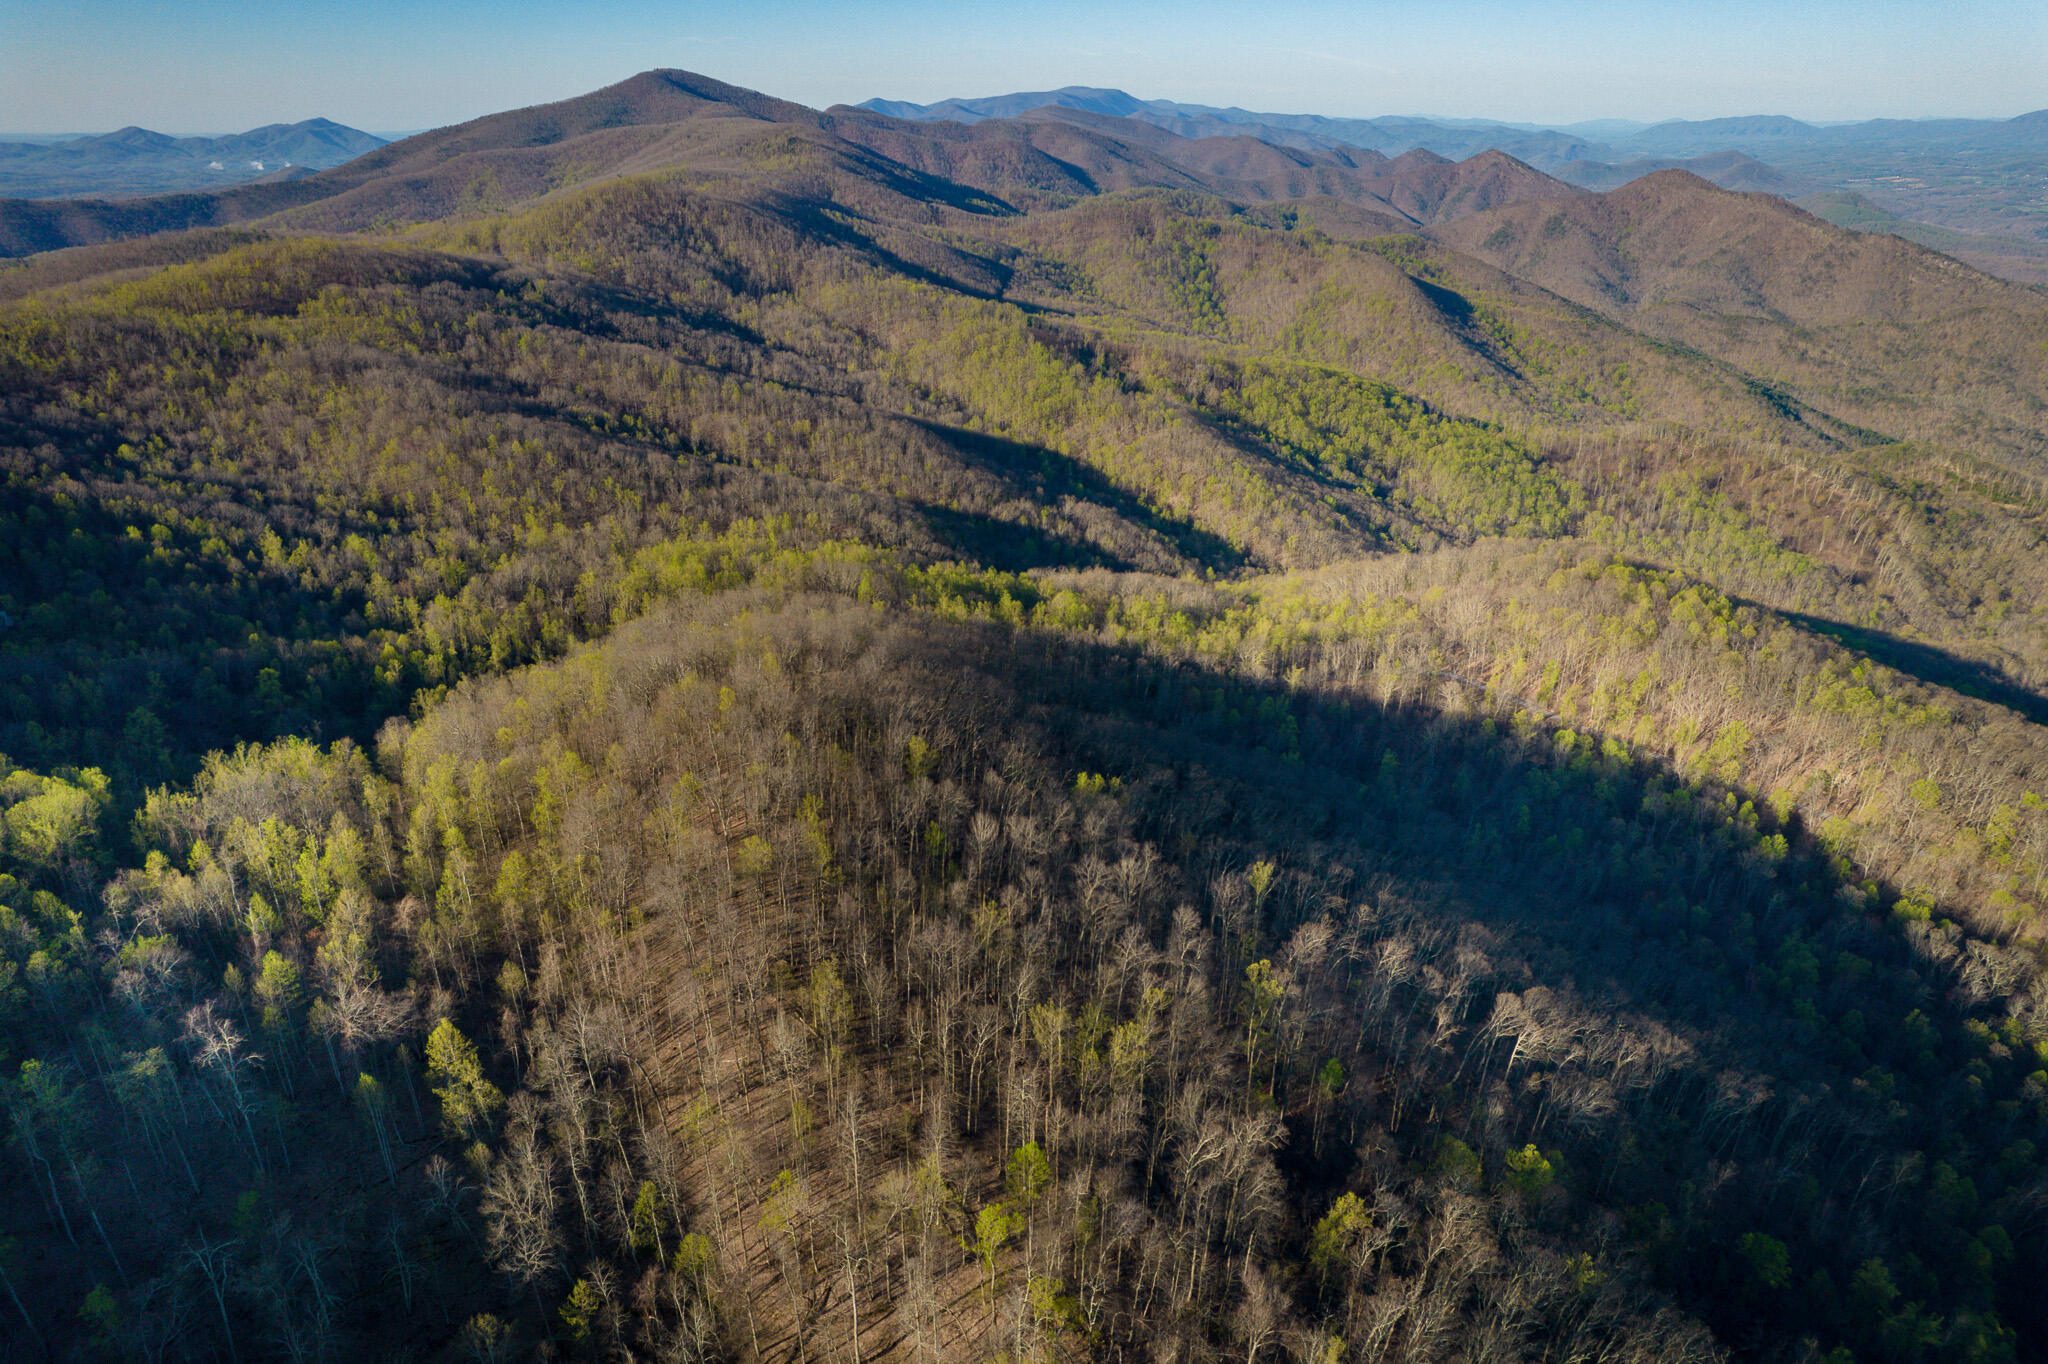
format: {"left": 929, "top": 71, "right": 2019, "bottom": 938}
{"left": 1211, "top": 360, "right": 1581, "bottom": 541}
{"left": 424, "top": 1017, "right": 503, "bottom": 1138}
{"left": 1308, "top": 1192, "right": 1373, "bottom": 1285}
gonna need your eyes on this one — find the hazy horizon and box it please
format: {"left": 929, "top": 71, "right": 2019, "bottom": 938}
{"left": 4, "top": 0, "right": 2044, "bottom": 135}
{"left": 1, "top": 83, "right": 2040, "bottom": 142}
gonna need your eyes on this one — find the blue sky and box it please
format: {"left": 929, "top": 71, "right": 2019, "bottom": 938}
{"left": 4, "top": 0, "right": 2044, "bottom": 134}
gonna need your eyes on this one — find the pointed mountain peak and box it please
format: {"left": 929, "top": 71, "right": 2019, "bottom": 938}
{"left": 596, "top": 68, "right": 820, "bottom": 122}
{"left": 1611, "top": 167, "right": 1723, "bottom": 197}
{"left": 92, "top": 126, "right": 182, "bottom": 150}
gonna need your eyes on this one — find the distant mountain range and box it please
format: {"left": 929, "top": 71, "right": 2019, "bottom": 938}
{"left": 5, "top": 72, "right": 2045, "bottom": 283}
{"left": 0, "top": 71, "right": 1589, "bottom": 258}
{"left": 856, "top": 86, "right": 1612, "bottom": 167}
{"left": 856, "top": 88, "right": 2048, "bottom": 281}
{"left": 0, "top": 118, "right": 385, "bottom": 199}
{"left": 11, "top": 83, "right": 2044, "bottom": 281}
{"left": 857, "top": 87, "right": 2048, "bottom": 163}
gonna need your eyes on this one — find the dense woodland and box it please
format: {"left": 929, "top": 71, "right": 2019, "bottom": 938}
{"left": 6, "top": 70, "right": 2048, "bottom": 1364}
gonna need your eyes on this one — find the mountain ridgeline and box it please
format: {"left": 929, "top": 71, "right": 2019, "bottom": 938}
{"left": 857, "top": 86, "right": 2048, "bottom": 284}
{"left": 4, "top": 68, "right": 2048, "bottom": 1364}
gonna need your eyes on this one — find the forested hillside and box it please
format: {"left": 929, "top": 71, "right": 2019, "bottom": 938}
{"left": 5, "top": 69, "right": 2048, "bottom": 1364}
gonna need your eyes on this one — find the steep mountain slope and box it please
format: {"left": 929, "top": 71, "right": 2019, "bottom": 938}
{"left": 0, "top": 71, "right": 818, "bottom": 254}
{"left": 1003, "top": 108, "right": 1580, "bottom": 224}
{"left": 1795, "top": 191, "right": 2048, "bottom": 286}
{"left": 1431, "top": 171, "right": 2048, "bottom": 463}
{"left": 1358, "top": 148, "right": 1582, "bottom": 224}
{"left": 860, "top": 89, "right": 2048, "bottom": 275}
{"left": 1541, "top": 150, "right": 2048, "bottom": 285}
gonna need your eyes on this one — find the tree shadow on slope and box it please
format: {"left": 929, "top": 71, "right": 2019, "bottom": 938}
{"left": 912, "top": 503, "right": 1126, "bottom": 573}
{"left": 772, "top": 199, "right": 1012, "bottom": 299}
{"left": 914, "top": 419, "right": 1247, "bottom": 572}
{"left": 910, "top": 609, "right": 2038, "bottom": 1360}
{"left": 1775, "top": 605, "right": 2048, "bottom": 726}
{"left": 0, "top": 478, "right": 393, "bottom": 796}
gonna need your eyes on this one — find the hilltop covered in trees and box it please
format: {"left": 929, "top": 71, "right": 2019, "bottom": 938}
{"left": 5, "top": 69, "right": 2048, "bottom": 1364}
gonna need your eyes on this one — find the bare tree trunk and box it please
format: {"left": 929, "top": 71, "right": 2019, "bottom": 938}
{"left": 0, "top": 1258, "right": 42, "bottom": 1353}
